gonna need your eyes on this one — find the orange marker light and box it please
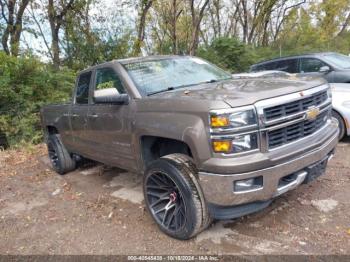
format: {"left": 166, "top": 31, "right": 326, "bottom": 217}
{"left": 210, "top": 116, "right": 229, "bottom": 127}
{"left": 212, "top": 140, "right": 232, "bottom": 153}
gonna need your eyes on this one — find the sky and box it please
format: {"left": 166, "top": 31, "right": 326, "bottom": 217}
{"left": 20, "top": 0, "right": 137, "bottom": 61}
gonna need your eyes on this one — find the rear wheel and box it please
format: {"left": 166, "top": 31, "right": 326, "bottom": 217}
{"left": 332, "top": 110, "right": 346, "bottom": 140}
{"left": 143, "top": 153, "right": 211, "bottom": 240}
{"left": 47, "top": 134, "right": 76, "bottom": 175}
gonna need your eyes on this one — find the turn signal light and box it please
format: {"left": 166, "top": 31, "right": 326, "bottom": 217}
{"left": 210, "top": 116, "right": 229, "bottom": 127}
{"left": 212, "top": 140, "right": 231, "bottom": 153}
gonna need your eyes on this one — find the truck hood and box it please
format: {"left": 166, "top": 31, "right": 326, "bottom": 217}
{"left": 151, "top": 76, "right": 327, "bottom": 108}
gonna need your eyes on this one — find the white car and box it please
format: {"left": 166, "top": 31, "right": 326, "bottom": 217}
{"left": 330, "top": 83, "right": 350, "bottom": 139}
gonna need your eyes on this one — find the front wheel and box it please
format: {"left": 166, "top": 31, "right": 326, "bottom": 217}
{"left": 332, "top": 110, "right": 346, "bottom": 140}
{"left": 143, "top": 154, "right": 211, "bottom": 240}
{"left": 47, "top": 134, "right": 76, "bottom": 175}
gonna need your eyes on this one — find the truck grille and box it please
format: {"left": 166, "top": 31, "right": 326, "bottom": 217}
{"left": 268, "top": 110, "right": 329, "bottom": 148}
{"left": 264, "top": 90, "right": 328, "bottom": 122}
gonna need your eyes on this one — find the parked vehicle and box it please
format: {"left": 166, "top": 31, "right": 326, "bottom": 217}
{"left": 41, "top": 55, "right": 338, "bottom": 239}
{"left": 330, "top": 83, "right": 350, "bottom": 139}
{"left": 250, "top": 52, "right": 350, "bottom": 83}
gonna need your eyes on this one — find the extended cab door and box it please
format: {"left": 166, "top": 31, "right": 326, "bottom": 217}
{"left": 69, "top": 71, "right": 92, "bottom": 154}
{"left": 85, "top": 67, "right": 136, "bottom": 171}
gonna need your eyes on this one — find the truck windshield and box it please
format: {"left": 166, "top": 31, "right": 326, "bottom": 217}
{"left": 123, "top": 57, "right": 232, "bottom": 96}
{"left": 323, "top": 53, "right": 350, "bottom": 69}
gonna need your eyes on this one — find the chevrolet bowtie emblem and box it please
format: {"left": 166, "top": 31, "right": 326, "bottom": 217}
{"left": 305, "top": 106, "right": 320, "bottom": 120}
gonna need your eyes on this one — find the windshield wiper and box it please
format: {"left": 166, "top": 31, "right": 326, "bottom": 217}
{"left": 147, "top": 87, "right": 175, "bottom": 96}
{"left": 147, "top": 79, "right": 230, "bottom": 96}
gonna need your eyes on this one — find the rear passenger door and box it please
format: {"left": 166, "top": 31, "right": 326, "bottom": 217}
{"left": 70, "top": 71, "right": 92, "bottom": 154}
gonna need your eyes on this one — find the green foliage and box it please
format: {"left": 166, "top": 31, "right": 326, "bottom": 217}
{"left": 0, "top": 52, "right": 75, "bottom": 146}
{"left": 197, "top": 37, "right": 256, "bottom": 72}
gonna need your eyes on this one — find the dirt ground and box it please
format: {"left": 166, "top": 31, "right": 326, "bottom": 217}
{"left": 0, "top": 140, "right": 349, "bottom": 255}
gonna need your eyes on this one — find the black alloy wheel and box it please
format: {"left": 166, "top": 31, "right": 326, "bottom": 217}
{"left": 145, "top": 171, "right": 187, "bottom": 232}
{"left": 143, "top": 154, "right": 211, "bottom": 239}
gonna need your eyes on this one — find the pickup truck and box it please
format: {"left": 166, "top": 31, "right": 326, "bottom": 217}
{"left": 41, "top": 55, "right": 339, "bottom": 240}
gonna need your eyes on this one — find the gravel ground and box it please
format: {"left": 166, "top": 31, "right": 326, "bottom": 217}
{"left": 0, "top": 141, "right": 349, "bottom": 255}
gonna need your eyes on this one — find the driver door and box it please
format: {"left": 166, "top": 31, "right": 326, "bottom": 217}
{"left": 299, "top": 58, "right": 334, "bottom": 82}
{"left": 85, "top": 67, "right": 136, "bottom": 170}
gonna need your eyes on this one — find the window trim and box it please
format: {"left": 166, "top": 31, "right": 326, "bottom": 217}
{"left": 298, "top": 57, "right": 332, "bottom": 73}
{"left": 90, "top": 66, "right": 129, "bottom": 105}
{"left": 74, "top": 71, "right": 93, "bottom": 105}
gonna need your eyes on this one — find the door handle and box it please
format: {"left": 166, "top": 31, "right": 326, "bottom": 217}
{"left": 88, "top": 114, "right": 98, "bottom": 118}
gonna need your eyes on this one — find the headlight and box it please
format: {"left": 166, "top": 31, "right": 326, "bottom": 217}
{"left": 210, "top": 107, "right": 257, "bottom": 129}
{"left": 212, "top": 133, "right": 258, "bottom": 154}
{"left": 231, "top": 133, "right": 258, "bottom": 153}
{"left": 210, "top": 106, "right": 259, "bottom": 154}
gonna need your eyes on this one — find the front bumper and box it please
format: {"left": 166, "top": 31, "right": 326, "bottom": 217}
{"left": 198, "top": 119, "right": 338, "bottom": 208}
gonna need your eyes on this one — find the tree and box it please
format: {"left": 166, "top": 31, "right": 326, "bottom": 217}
{"left": 188, "top": 0, "right": 209, "bottom": 55}
{"left": 133, "top": 0, "right": 153, "bottom": 55}
{"left": 47, "top": 0, "right": 74, "bottom": 69}
{"left": 0, "top": 0, "right": 30, "bottom": 56}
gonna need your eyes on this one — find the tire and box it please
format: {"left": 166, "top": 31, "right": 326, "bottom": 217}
{"left": 332, "top": 110, "right": 346, "bottom": 140}
{"left": 47, "top": 134, "right": 76, "bottom": 175}
{"left": 143, "top": 153, "right": 211, "bottom": 240}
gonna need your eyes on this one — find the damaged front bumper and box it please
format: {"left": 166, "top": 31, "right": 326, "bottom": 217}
{"left": 198, "top": 120, "right": 338, "bottom": 220}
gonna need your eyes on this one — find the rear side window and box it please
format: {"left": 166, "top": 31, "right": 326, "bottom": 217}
{"left": 274, "top": 59, "right": 298, "bottom": 73}
{"left": 75, "top": 72, "right": 92, "bottom": 104}
{"left": 254, "top": 59, "right": 298, "bottom": 73}
{"left": 300, "top": 58, "right": 327, "bottom": 73}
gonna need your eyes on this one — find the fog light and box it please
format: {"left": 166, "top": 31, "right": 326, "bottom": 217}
{"left": 234, "top": 176, "right": 263, "bottom": 193}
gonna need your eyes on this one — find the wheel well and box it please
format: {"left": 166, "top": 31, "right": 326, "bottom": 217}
{"left": 47, "top": 126, "right": 59, "bottom": 135}
{"left": 141, "top": 136, "right": 193, "bottom": 167}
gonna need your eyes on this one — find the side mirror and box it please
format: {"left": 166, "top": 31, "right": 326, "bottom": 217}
{"left": 319, "top": 66, "right": 331, "bottom": 73}
{"left": 94, "top": 88, "right": 129, "bottom": 105}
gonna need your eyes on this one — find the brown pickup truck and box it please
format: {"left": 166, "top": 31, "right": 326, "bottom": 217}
{"left": 41, "top": 55, "right": 339, "bottom": 239}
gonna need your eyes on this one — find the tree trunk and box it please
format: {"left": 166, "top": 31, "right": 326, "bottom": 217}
{"left": 134, "top": 0, "right": 153, "bottom": 56}
{"left": 171, "top": 0, "right": 178, "bottom": 54}
{"left": 9, "top": 0, "right": 30, "bottom": 56}
{"left": 1, "top": 0, "right": 15, "bottom": 55}
{"left": 188, "top": 0, "right": 209, "bottom": 55}
{"left": 51, "top": 28, "right": 60, "bottom": 70}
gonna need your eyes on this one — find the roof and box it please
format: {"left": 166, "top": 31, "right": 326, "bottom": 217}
{"left": 79, "top": 55, "right": 188, "bottom": 73}
{"left": 253, "top": 52, "right": 337, "bottom": 66}
{"left": 117, "top": 55, "right": 186, "bottom": 64}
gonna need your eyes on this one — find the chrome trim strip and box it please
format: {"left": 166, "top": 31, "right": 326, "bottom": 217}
{"left": 273, "top": 171, "right": 307, "bottom": 197}
{"left": 210, "top": 124, "right": 258, "bottom": 134}
{"left": 210, "top": 105, "right": 256, "bottom": 115}
{"left": 260, "top": 104, "right": 332, "bottom": 132}
{"left": 255, "top": 84, "right": 330, "bottom": 128}
{"left": 263, "top": 100, "right": 331, "bottom": 127}
{"left": 210, "top": 130, "right": 259, "bottom": 139}
{"left": 267, "top": 119, "right": 331, "bottom": 152}
{"left": 234, "top": 186, "right": 263, "bottom": 195}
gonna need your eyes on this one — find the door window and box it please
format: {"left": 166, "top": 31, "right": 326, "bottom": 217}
{"left": 300, "top": 58, "right": 327, "bottom": 73}
{"left": 274, "top": 59, "right": 298, "bottom": 73}
{"left": 260, "top": 62, "right": 278, "bottom": 71}
{"left": 75, "top": 72, "right": 92, "bottom": 104}
{"left": 95, "top": 68, "right": 125, "bottom": 94}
